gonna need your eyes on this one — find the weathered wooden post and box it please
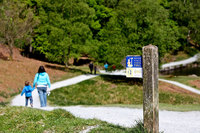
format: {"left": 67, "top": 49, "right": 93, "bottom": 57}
{"left": 142, "top": 44, "right": 159, "bottom": 133}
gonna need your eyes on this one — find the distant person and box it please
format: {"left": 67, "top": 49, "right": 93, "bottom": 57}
{"left": 104, "top": 63, "right": 108, "bottom": 72}
{"left": 33, "top": 66, "right": 51, "bottom": 107}
{"left": 112, "top": 65, "right": 116, "bottom": 71}
{"left": 89, "top": 62, "right": 94, "bottom": 74}
{"left": 21, "top": 81, "right": 35, "bottom": 107}
{"left": 94, "top": 65, "right": 97, "bottom": 75}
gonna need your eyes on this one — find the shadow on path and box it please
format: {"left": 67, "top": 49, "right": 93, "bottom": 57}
{"left": 100, "top": 75, "right": 142, "bottom": 86}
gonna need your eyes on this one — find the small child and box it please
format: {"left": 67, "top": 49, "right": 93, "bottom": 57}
{"left": 21, "top": 81, "right": 35, "bottom": 107}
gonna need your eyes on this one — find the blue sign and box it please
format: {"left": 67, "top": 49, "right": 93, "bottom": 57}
{"left": 126, "top": 56, "right": 142, "bottom": 78}
{"left": 126, "top": 56, "right": 142, "bottom": 68}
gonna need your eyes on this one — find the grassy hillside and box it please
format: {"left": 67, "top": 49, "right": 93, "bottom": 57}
{"left": 160, "top": 75, "right": 200, "bottom": 91}
{"left": 0, "top": 44, "right": 89, "bottom": 103}
{"left": 48, "top": 75, "right": 200, "bottom": 111}
{"left": 0, "top": 106, "right": 146, "bottom": 132}
{"left": 1, "top": 44, "right": 200, "bottom": 111}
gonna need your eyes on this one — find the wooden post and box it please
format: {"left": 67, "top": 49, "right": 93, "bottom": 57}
{"left": 142, "top": 44, "right": 159, "bottom": 133}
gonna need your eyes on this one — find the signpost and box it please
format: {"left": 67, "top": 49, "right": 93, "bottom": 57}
{"left": 126, "top": 55, "right": 142, "bottom": 78}
{"left": 142, "top": 45, "right": 159, "bottom": 133}
{"left": 126, "top": 44, "right": 159, "bottom": 133}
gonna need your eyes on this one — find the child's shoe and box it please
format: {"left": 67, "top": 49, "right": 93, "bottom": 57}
{"left": 31, "top": 104, "right": 33, "bottom": 107}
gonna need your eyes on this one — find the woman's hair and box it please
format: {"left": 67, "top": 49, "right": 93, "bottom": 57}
{"left": 25, "top": 81, "right": 29, "bottom": 86}
{"left": 38, "top": 66, "right": 46, "bottom": 73}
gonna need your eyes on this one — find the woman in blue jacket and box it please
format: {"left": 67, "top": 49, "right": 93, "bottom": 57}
{"left": 33, "top": 66, "right": 51, "bottom": 107}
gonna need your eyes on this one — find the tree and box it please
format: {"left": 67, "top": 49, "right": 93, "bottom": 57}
{"left": 95, "top": 0, "right": 180, "bottom": 66}
{"left": 0, "top": 0, "right": 38, "bottom": 60}
{"left": 169, "top": 0, "right": 200, "bottom": 47}
{"left": 7, "top": 0, "right": 194, "bottom": 67}
{"left": 32, "top": 0, "right": 95, "bottom": 66}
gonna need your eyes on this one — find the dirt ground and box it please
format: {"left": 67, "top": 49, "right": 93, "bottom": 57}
{"left": 189, "top": 80, "right": 200, "bottom": 89}
{"left": 159, "top": 81, "right": 200, "bottom": 97}
{"left": 0, "top": 44, "right": 67, "bottom": 102}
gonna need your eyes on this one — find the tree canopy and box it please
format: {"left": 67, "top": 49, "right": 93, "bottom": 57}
{"left": 0, "top": 0, "right": 38, "bottom": 60}
{"left": 0, "top": 0, "right": 199, "bottom": 66}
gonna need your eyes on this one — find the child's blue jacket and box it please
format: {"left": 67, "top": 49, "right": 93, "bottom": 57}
{"left": 21, "top": 85, "right": 34, "bottom": 97}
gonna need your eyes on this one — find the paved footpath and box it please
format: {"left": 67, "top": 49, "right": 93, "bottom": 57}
{"left": 161, "top": 54, "right": 198, "bottom": 70}
{"left": 11, "top": 73, "right": 200, "bottom": 133}
{"left": 11, "top": 74, "right": 98, "bottom": 107}
{"left": 159, "top": 79, "right": 200, "bottom": 94}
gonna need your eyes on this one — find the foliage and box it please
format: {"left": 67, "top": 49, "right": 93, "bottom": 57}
{"left": 0, "top": 0, "right": 38, "bottom": 60}
{"left": 160, "top": 51, "right": 190, "bottom": 64}
{"left": 31, "top": 0, "right": 95, "bottom": 65}
{"left": 169, "top": 0, "right": 200, "bottom": 45}
{"left": 95, "top": 0, "right": 180, "bottom": 65}
{"left": 0, "top": 0, "right": 199, "bottom": 65}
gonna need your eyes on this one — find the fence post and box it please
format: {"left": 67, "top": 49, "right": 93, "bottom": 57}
{"left": 142, "top": 44, "right": 159, "bottom": 133}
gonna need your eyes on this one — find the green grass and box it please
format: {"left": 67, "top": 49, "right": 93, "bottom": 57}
{"left": 0, "top": 106, "right": 98, "bottom": 132}
{"left": 91, "top": 120, "right": 148, "bottom": 133}
{"left": 48, "top": 75, "right": 143, "bottom": 106}
{"left": 159, "top": 103, "right": 200, "bottom": 111}
{"left": 60, "top": 103, "right": 200, "bottom": 112}
{"left": 48, "top": 75, "right": 200, "bottom": 109}
{"left": 0, "top": 106, "right": 146, "bottom": 133}
{"left": 160, "top": 75, "right": 200, "bottom": 90}
{"left": 159, "top": 91, "right": 200, "bottom": 104}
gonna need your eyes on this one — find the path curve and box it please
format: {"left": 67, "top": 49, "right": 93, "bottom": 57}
{"left": 161, "top": 54, "right": 198, "bottom": 70}
{"left": 11, "top": 72, "right": 200, "bottom": 133}
{"left": 99, "top": 70, "right": 200, "bottom": 95}
{"left": 159, "top": 79, "right": 200, "bottom": 95}
{"left": 11, "top": 74, "right": 98, "bottom": 108}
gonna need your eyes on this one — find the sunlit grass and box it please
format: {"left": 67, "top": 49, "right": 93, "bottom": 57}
{"left": 0, "top": 106, "right": 100, "bottom": 132}
{"left": 68, "top": 104, "right": 200, "bottom": 111}
{"left": 48, "top": 75, "right": 200, "bottom": 109}
{"left": 159, "top": 103, "right": 200, "bottom": 111}
{"left": 49, "top": 76, "right": 143, "bottom": 105}
{"left": 0, "top": 106, "right": 147, "bottom": 132}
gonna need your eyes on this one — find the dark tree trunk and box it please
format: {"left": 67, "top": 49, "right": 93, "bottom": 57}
{"left": 8, "top": 39, "right": 14, "bottom": 60}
